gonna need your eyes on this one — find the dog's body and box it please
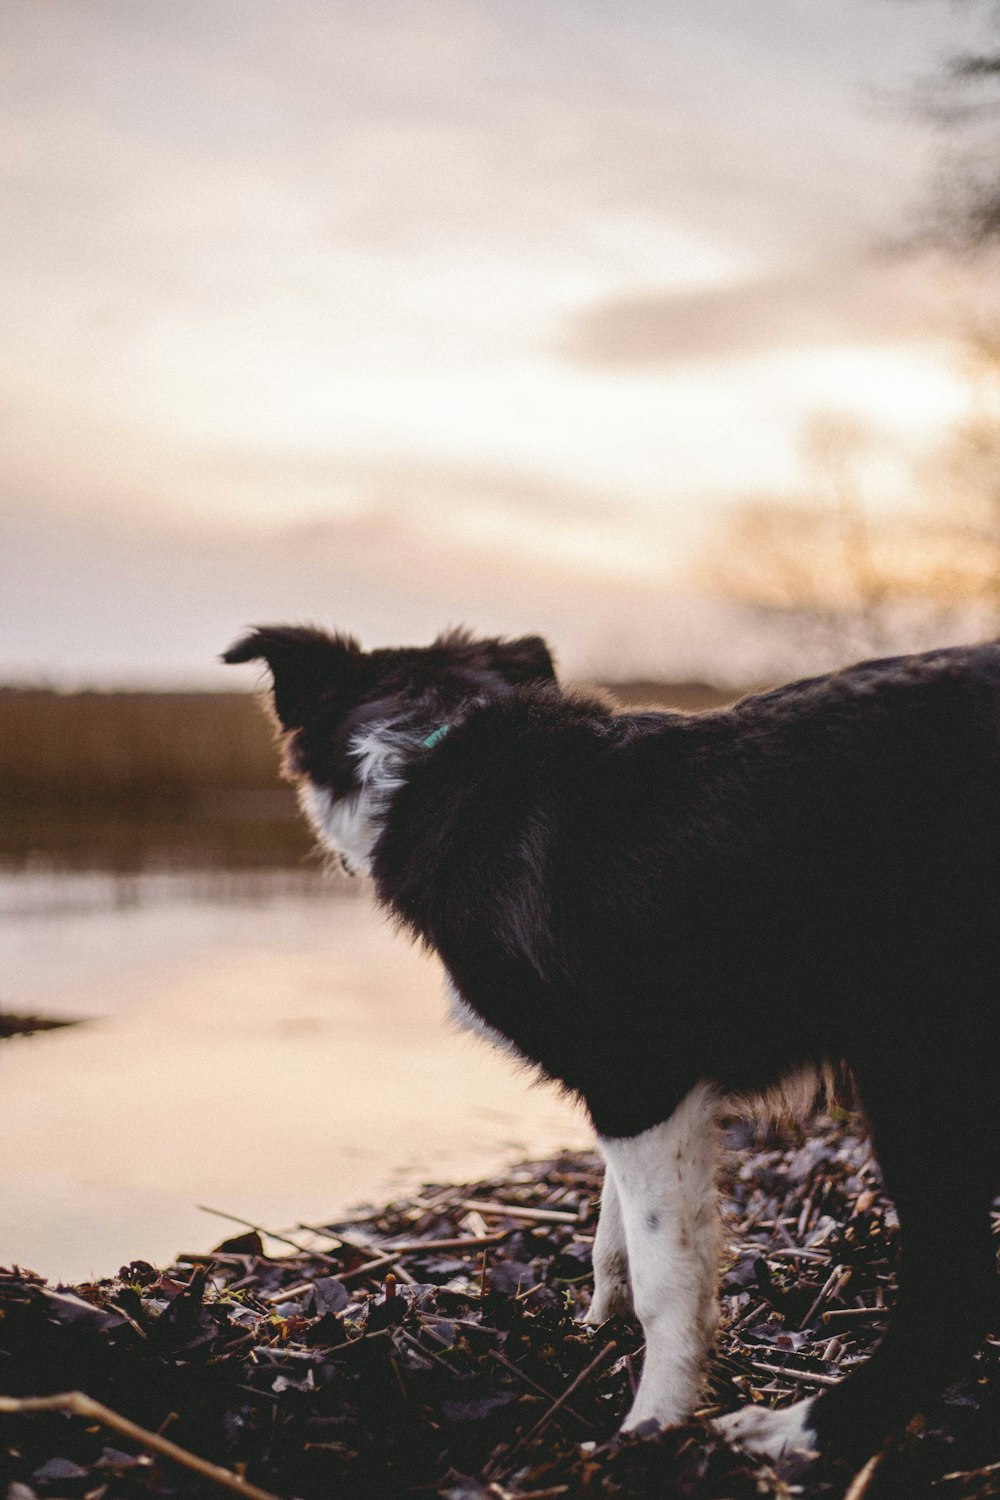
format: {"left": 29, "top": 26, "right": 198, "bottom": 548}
{"left": 224, "top": 626, "right": 1000, "bottom": 1461}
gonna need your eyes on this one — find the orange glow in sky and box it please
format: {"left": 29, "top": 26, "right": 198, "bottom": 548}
{"left": 1, "top": 0, "right": 996, "bottom": 682}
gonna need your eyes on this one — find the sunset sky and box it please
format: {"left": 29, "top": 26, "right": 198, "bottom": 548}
{"left": 2, "top": 0, "right": 996, "bottom": 683}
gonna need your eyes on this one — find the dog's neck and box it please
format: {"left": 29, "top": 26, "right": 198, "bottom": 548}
{"left": 296, "top": 716, "right": 455, "bottom": 876}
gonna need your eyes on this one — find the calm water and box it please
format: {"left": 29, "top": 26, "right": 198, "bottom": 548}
{"left": 0, "top": 858, "right": 589, "bottom": 1282}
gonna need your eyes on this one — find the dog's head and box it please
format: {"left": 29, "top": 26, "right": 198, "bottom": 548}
{"left": 221, "top": 625, "right": 556, "bottom": 870}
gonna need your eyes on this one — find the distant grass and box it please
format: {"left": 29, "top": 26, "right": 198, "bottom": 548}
{"left": 0, "top": 682, "right": 738, "bottom": 871}
{"left": 0, "top": 688, "right": 308, "bottom": 871}
{"left": 0, "top": 682, "right": 736, "bottom": 805}
{"left": 0, "top": 689, "right": 283, "bottom": 807}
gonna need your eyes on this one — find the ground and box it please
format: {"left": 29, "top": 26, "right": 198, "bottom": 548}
{"left": 1, "top": 1114, "right": 998, "bottom": 1500}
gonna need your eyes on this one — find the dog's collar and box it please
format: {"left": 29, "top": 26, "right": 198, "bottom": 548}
{"left": 420, "top": 724, "right": 452, "bottom": 751}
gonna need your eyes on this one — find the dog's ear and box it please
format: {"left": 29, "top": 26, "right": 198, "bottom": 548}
{"left": 491, "top": 634, "right": 556, "bottom": 686}
{"left": 222, "top": 625, "right": 366, "bottom": 730}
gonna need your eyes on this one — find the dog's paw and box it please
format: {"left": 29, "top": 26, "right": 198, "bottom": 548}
{"left": 715, "top": 1398, "right": 818, "bottom": 1460}
{"left": 583, "top": 1274, "right": 633, "bottom": 1326}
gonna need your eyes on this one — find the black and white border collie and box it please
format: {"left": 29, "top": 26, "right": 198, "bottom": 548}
{"left": 223, "top": 625, "right": 1000, "bottom": 1463}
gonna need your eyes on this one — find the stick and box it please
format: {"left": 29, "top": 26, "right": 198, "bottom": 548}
{"left": 748, "top": 1361, "right": 843, "bottom": 1389}
{"left": 821, "top": 1307, "right": 887, "bottom": 1324}
{"left": 489, "top": 1487, "right": 570, "bottom": 1500}
{"left": 487, "top": 1350, "right": 592, "bottom": 1429}
{"left": 295, "top": 1221, "right": 379, "bottom": 1255}
{"left": 197, "top": 1206, "right": 342, "bottom": 1270}
{"left": 384, "top": 1231, "right": 509, "bottom": 1253}
{"left": 460, "top": 1198, "right": 579, "bottom": 1224}
{"left": 798, "top": 1264, "right": 848, "bottom": 1330}
{"left": 176, "top": 1251, "right": 259, "bottom": 1269}
{"left": 296, "top": 1220, "right": 511, "bottom": 1256}
{"left": 338, "top": 1251, "right": 399, "bottom": 1285}
{"left": 0, "top": 1392, "right": 283, "bottom": 1500}
{"left": 937, "top": 1458, "right": 1000, "bottom": 1484}
{"left": 753, "top": 1247, "right": 831, "bottom": 1262}
{"left": 843, "top": 1450, "right": 885, "bottom": 1500}
{"left": 515, "top": 1341, "right": 618, "bottom": 1446}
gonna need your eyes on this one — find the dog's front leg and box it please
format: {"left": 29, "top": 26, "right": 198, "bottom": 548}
{"left": 584, "top": 1161, "right": 633, "bottom": 1324}
{"left": 600, "top": 1082, "right": 720, "bottom": 1431}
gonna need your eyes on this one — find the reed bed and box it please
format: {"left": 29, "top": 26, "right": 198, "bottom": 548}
{"left": 0, "top": 683, "right": 737, "bottom": 873}
{"left": 0, "top": 690, "right": 282, "bottom": 808}
{"left": 0, "top": 683, "right": 736, "bottom": 810}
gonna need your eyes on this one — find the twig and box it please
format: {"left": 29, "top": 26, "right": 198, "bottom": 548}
{"left": 798, "top": 1263, "right": 848, "bottom": 1329}
{"left": 936, "top": 1457, "right": 1000, "bottom": 1485}
{"left": 384, "top": 1231, "right": 509, "bottom": 1253}
{"left": 177, "top": 1251, "right": 259, "bottom": 1269}
{"left": 197, "top": 1206, "right": 342, "bottom": 1270}
{"left": 459, "top": 1198, "right": 579, "bottom": 1225}
{"left": 821, "top": 1306, "right": 888, "bottom": 1324}
{"left": 397, "top": 1328, "right": 462, "bottom": 1376}
{"left": 844, "top": 1450, "right": 885, "bottom": 1500}
{"left": 748, "top": 1361, "right": 843, "bottom": 1389}
{"left": 0, "top": 1391, "right": 283, "bottom": 1500}
{"left": 298, "top": 1224, "right": 510, "bottom": 1255}
{"left": 514, "top": 1341, "right": 618, "bottom": 1447}
{"left": 294, "top": 1220, "right": 377, "bottom": 1254}
{"left": 487, "top": 1350, "right": 593, "bottom": 1429}
{"left": 753, "top": 1247, "right": 831, "bottom": 1262}
{"left": 489, "top": 1487, "right": 570, "bottom": 1499}
{"left": 260, "top": 1281, "right": 315, "bottom": 1306}
{"left": 338, "top": 1251, "right": 399, "bottom": 1285}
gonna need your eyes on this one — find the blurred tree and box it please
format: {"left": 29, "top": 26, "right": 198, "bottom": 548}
{"left": 916, "top": 332, "right": 1000, "bottom": 625}
{"left": 701, "top": 408, "right": 995, "bottom": 668}
{"left": 917, "top": 0, "right": 1000, "bottom": 249}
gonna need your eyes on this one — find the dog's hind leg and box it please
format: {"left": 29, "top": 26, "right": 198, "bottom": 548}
{"left": 584, "top": 1162, "right": 634, "bottom": 1324}
{"left": 600, "top": 1081, "right": 721, "bottom": 1430}
{"left": 721, "top": 1060, "right": 999, "bottom": 1463}
{"left": 807, "top": 1071, "right": 997, "bottom": 1462}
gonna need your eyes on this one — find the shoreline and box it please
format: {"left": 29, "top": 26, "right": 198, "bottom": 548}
{"left": 2, "top": 1115, "right": 997, "bottom": 1498}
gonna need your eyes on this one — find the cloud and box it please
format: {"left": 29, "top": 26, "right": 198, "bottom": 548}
{"left": 558, "top": 254, "right": 957, "bottom": 369}
{"left": 0, "top": 487, "right": 778, "bottom": 688}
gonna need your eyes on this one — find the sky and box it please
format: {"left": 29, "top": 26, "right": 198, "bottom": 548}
{"left": 2, "top": 0, "right": 996, "bottom": 684}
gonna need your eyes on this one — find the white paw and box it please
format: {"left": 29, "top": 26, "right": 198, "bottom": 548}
{"left": 619, "top": 1398, "right": 668, "bottom": 1434}
{"left": 583, "top": 1281, "right": 633, "bottom": 1326}
{"left": 715, "top": 1398, "right": 818, "bottom": 1459}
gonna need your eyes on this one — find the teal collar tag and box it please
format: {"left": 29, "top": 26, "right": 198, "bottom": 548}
{"left": 421, "top": 724, "right": 451, "bottom": 751}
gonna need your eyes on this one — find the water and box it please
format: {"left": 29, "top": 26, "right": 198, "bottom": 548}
{"left": 0, "top": 859, "right": 589, "bottom": 1283}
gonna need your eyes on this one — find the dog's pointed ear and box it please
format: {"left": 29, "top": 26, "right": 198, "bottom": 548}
{"left": 493, "top": 634, "right": 556, "bottom": 685}
{"left": 222, "top": 625, "right": 365, "bottom": 730}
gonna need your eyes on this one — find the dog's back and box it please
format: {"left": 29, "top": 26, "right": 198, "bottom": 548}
{"left": 376, "top": 642, "right": 1000, "bottom": 1138}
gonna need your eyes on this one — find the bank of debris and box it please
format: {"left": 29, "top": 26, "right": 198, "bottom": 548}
{"left": 2, "top": 1114, "right": 997, "bottom": 1499}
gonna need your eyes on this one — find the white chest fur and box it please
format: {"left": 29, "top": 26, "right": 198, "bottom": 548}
{"left": 297, "top": 724, "right": 408, "bottom": 875}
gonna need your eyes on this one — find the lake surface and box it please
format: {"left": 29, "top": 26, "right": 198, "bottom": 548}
{"left": 0, "top": 861, "right": 589, "bottom": 1283}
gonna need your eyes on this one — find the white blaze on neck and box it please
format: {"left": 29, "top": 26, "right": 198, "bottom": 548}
{"left": 296, "top": 723, "right": 409, "bottom": 875}
{"left": 297, "top": 781, "right": 379, "bottom": 874}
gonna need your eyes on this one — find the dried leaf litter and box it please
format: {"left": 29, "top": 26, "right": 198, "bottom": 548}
{"left": 1, "top": 1114, "right": 998, "bottom": 1499}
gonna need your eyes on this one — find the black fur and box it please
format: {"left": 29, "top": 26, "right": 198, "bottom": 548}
{"left": 224, "top": 628, "right": 1000, "bottom": 1460}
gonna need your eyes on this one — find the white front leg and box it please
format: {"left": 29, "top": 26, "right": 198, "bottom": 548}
{"left": 584, "top": 1162, "right": 633, "bottom": 1324}
{"left": 600, "top": 1081, "right": 721, "bottom": 1431}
